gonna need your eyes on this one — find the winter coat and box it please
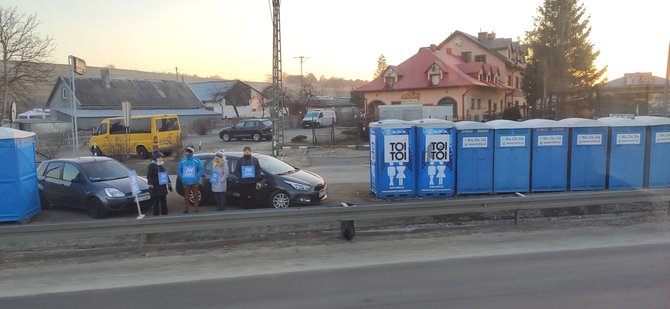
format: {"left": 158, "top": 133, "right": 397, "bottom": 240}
{"left": 235, "top": 155, "right": 262, "bottom": 184}
{"left": 177, "top": 156, "right": 204, "bottom": 185}
{"left": 210, "top": 161, "right": 229, "bottom": 192}
{"left": 147, "top": 160, "right": 171, "bottom": 197}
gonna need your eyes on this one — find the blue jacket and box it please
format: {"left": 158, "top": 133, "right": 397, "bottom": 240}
{"left": 178, "top": 156, "right": 204, "bottom": 185}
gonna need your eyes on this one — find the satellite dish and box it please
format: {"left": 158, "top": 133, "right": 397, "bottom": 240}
{"left": 10, "top": 102, "right": 17, "bottom": 123}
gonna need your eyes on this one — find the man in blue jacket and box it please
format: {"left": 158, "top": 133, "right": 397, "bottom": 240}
{"left": 178, "top": 146, "right": 204, "bottom": 213}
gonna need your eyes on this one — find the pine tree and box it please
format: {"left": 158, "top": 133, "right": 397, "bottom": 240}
{"left": 522, "top": 0, "right": 606, "bottom": 118}
{"left": 374, "top": 54, "right": 388, "bottom": 79}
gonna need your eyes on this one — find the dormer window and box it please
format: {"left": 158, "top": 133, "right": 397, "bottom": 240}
{"left": 428, "top": 63, "right": 442, "bottom": 86}
{"left": 384, "top": 68, "right": 397, "bottom": 86}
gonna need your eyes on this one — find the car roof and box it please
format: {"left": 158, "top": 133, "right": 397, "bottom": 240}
{"left": 42, "top": 156, "right": 115, "bottom": 164}
{"left": 194, "top": 152, "right": 271, "bottom": 159}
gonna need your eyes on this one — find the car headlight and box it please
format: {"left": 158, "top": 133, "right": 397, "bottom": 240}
{"left": 104, "top": 188, "right": 126, "bottom": 197}
{"left": 284, "top": 180, "right": 310, "bottom": 191}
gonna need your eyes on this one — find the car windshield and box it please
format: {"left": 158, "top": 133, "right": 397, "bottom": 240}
{"left": 257, "top": 155, "right": 297, "bottom": 175}
{"left": 305, "top": 111, "right": 319, "bottom": 117}
{"left": 79, "top": 160, "right": 130, "bottom": 182}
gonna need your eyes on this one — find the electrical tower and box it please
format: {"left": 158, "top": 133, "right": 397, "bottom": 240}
{"left": 271, "top": 0, "right": 284, "bottom": 157}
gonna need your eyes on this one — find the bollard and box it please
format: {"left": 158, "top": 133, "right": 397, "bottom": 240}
{"left": 340, "top": 202, "right": 356, "bottom": 241}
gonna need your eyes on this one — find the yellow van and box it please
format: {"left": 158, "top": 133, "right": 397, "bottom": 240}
{"left": 89, "top": 114, "right": 181, "bottom": 158}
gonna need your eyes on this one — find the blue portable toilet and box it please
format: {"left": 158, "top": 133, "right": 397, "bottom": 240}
{"left": 635, "top": 116, "right": 670, "bottom": 188}
{"left": 523, "top": 119, "right": 569, "bottom": 192}
{"left": 598, "top": 117, "right": 647, "bottom": 190}
{"left": 454, "top": 121, "right": 494, "bottom": 194}
{"left": 487, "top": 120, "right": 531, "bottom": 193}
{"left": 558, "top": 118, "right": 608, "bottom": 191}
{"left": 411, "top": 119, "right": 455, "bottom": 197}
{"left": 0, "top": 128, "right": 40, "bottom": 222}
{"left": 369, "top": 120, "right": 416, "bottom": 198}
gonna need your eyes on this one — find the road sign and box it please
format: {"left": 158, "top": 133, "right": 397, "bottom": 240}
{"left": 72, "top": 56, "right": 87, "bottom": 75}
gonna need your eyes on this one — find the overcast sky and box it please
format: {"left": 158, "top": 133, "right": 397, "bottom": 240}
{"left": 3, "top": 0, "right": 669, "bottom": 82}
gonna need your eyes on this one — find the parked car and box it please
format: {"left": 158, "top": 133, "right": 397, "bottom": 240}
{"left": 176, "top": 152, "right": 327, "bottom": 208}
{"left": 37, "top": 157, "right": 151, "bottom": 218}
{"left": 219, "top": 118, "right": 273, "bottom": 142}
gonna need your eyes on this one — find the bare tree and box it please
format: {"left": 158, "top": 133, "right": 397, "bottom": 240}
{"left": 0, "top": 6, "right": 55, "bottom": 122}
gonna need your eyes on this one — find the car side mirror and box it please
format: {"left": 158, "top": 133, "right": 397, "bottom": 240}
{"left": 72, "top": 174, "right": 84, "bottom": 183}
{"left": 92, "top": 128, "right": 97, "bottom": 135}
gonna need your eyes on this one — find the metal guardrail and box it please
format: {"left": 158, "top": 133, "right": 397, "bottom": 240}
{"left": 1, "top": 189, "right": 669, "bottom": 243}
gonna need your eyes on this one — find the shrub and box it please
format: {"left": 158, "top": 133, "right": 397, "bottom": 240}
{"left": 190, "top": 118, "right": 215, "bottom": 135}
{"left": 291, "top": 135, "right": 308, "bottom": 143}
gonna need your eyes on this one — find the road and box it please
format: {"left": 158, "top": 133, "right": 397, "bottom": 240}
{"left": 2, "top": 242, "right": 669, "bottom": 309}
{"left": 2, "top": 215, "right": 670, "bottom": 308}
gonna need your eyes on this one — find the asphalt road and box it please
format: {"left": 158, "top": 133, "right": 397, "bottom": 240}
{"left": 2, "top": 242, "right": 668, "bottom": 308}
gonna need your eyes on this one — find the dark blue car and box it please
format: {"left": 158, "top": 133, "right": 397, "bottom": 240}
{"left": 37, "top": 157, "right": 151, "bottom": 218}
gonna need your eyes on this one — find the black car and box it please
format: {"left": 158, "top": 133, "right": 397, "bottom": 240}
{"left": 37, "top": 157, "right": 151, "bottom": 218}
{"left": 219, "top": 119, "right": 273, "bottom": 142}
{"left": 176, "top": 152, "right": 327, "bottom": 208}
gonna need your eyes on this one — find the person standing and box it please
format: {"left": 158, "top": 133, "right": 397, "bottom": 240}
{"left": 146, "top": 151, "right": 172, "bottom": 216}
{"left": 177, "top": 146, "right": 204, "bottom": 213}
{"left": 211, "top": 150, "right": 229, "bottom": 211}
{"left": 235, "top": 146, "right": 262, "bottom": 209}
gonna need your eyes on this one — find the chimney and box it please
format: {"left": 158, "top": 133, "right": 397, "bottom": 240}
{"left": 487, "top": 32, "right": 496, "bottom": 40}
{"left": 101, "top": 69, "right": 110, "bottom": 88}
{"left": 429, "top": 44, "right": 437, "bottom": 51}
{"left": 478, "top": 31, "right": 488, "bottom": 41}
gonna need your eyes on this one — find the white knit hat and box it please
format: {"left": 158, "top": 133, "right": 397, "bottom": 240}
{"left": 215, "top": 150, "right": 225, "bottom": 158}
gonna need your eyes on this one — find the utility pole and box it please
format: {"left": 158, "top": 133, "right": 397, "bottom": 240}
{"left": 175, "top": 67, "right": 179, "bottom": 82}
{"left": 294, "top": 55, "right": 309, "bottom": 103}
{"left": 664, "top": 41, "right": 669, "bottom": 116}
{"left": 271, "top": 0, "right": 284, "bottom": 157}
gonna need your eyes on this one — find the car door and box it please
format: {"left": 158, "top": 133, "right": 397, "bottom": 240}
{"left": 226, "top": 156, "right": 241, "bottom": 198}
{"left": 60, "top": 163, "right": 88, "bottom": 209}
{"left": 231, "top": 121, "right": 246, "bottom": 139}
{"left": 41, "top": 162, "right": 65, "bottom": 205}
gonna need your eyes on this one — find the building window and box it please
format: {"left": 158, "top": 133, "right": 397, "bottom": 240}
{"left": 488, "top": 99, "right": 492, "bottom": 111}
{"left": 475, "top": 55, "right": 486, "bottom": 62}
{"left": 477, "top": 99, "right": 481, "bottom": 110}
{"left": 494, "top": 103, "right": 497, "bottom": 112}
{"left": 515, "top": 76, "right": 520, "bottom": 89}
{"left": 461, "top": 51, "right": 472, "bottom": 63}
{"left": 430, "top": 74, "right": 440, "bottom": 86}
{"left": 478, "top": 73, "right": 483, "bottom": 81}
{"left": 474, "top": 114, "right": 480, "bottom": 121}
{"left": 515, "top": 100, "right": 519, "bottom": 107}
{"left": 61, "top": 87, "right": 67, "bottom": 99}
{"left": 470, "top": 98, "right": 475, "bottom": 110}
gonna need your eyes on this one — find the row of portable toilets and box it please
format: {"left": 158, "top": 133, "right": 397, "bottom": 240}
{"left": 369, "top": 116, "right": 670, "bottom": 198}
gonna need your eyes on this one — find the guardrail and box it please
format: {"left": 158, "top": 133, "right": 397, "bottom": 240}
{"left": 2, "top": 188, "right": 669, "bottom": 245}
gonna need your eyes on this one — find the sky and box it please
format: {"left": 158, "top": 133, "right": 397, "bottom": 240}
{"left": 3, "top": 0, "right": 669, "bottom": 82}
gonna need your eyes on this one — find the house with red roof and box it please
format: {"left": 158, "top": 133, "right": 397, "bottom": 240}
{"left": 355, "top": 30, "right": 527, "bottom": 121}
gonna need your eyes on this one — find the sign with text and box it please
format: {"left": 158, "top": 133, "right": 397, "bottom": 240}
{"left": 425, "top": 134, "right": 450, "bottom": 162}
{"left": 616, "top": 133, "right": 641, "bottom": 145}
{"left": 537, "top": 135, "right": 563, "bottom": 146}
{"left": 577, "top": 134, "right": 603, "bottom": 145}
{"left": 462, "top": 136, "right": 488, "bottom": 148}
{"left": 500, "top": 136, "right": 526, "bottom": 147}
{"left": 384, "top": 134, "right": 409, "bottom": 163}
{"left": 71, "top": 56, "right": 87, "bottom": 75}
{"left": 655, "top": 132, "right": 670, "bottom": 143}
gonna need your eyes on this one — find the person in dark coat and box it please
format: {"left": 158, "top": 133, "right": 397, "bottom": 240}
{"left": 234, "top": 146, "right": 262, "bottom": 209}
{"left": 147, "top": 151, "right": 172, "bottom": 216}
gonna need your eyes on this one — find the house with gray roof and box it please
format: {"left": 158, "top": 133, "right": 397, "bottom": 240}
{"left": 189, "top": 80, "right": 266, "bottom": 119}
{"left": 45, "top": 69, "right": 219, "bottom": 131}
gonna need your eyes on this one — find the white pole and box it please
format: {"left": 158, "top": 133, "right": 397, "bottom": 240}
{"left": 69, "top": 55, "right": 80, "bottom": 157}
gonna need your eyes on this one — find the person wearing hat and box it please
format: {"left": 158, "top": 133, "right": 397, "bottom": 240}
{"left": 211, "top": 150, "right": 229, "bottom": 211}
{"left": 177, "top": 146, "right": 204, "bottom": 213}
{"left": 234, "top": 146, "right": 262, "bottom": 209}
{"left": 146, "top": 151, "right": 172, "bottom": 216}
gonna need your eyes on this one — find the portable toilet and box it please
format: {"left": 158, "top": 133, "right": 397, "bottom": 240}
{"left": 369, "top": 120, "right": 416, "bottom": 198}
{"left": 558, "top": 118, "right": 608, "bottom": 191}
{"left": 635, "top": 116, "right": 670, "bottom": 188}
{"left": 598, "top": 117, "right": 647, "bottom": 190}
{"left": 523, "top": 119, "right": 569, "bottom": 192}
{"left": 411, "top": 119, "right": 455, "bottom": 197}
{"left": 487, "top": 120, "right": 531, "bottom": 193}
{"left": 454, "top": 121, "right": 494, "bottom": 194}
{"left": 0, "top": 127, "right": 40, "bottom": 222}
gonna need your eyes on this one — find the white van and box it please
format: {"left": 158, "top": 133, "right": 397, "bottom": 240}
{"left": 301, "top": 109, "right": 336, "bottom": 128}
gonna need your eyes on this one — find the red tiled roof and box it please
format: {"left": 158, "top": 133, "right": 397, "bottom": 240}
{"left": 356, "top": 47, "right": 510, "bottom": 92}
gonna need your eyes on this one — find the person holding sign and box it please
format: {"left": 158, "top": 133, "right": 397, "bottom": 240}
{"left": 178, "top": 146, "right": 204, "bottom": 213}
{"left": 234, "top": 146, "right": 262, "bottom": 209}
{"left": 211, "top": 150, "right": 229, "bottom": 211}
{"left": 147, "top": 151, "right": 172, "bottom": 216}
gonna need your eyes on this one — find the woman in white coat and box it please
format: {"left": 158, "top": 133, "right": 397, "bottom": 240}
{"left": 211, "top": 150, "right": 229, "bottom": 211}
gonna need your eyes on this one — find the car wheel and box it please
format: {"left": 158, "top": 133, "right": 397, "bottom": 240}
{"left": 39, "top": 193, "right": 50, "bottom": 210}
{"left": 87, "top": 198, "right": 108, "bottom": 219}
{"left": 136, "top": 146, "right": 150, "bottom": 159}
{"left": 222, "top": 133, "right": 231, "bottom": 142}
{"left": 91, "top": 146, "right": 103, "bottom": 156}
{"left": 252, "top": 133, "right": 261, "bottom": 142}
{"left": 269, "top": 190, "right": 290, "bottom": 208}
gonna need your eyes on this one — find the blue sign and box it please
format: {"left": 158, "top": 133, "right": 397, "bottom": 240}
{"left": 242, "top": 165, "right": 255, "bottom": 179}
{"left": 210, "top": 171, "right": 219, "bottom": 184}
{"left": 158, "top": 171, "right": 169, "bottom": 185}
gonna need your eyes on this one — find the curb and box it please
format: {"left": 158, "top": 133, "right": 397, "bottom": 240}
{"left": 282, "top": 145, "right": 369, "bottom": 150}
